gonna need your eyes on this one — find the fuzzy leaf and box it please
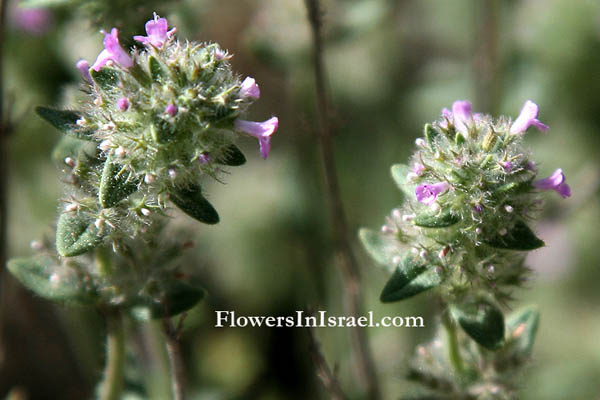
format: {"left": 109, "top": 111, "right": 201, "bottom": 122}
{"left": 148, "top": 55, "right": 166, "bottom": 82}
{"left": 90, "top": 67, "right": 119, "bottom": 91}
{"left": 36, "top": 106, "right": 95, "bottom": 140}
{"left": 51, "top": 136, "right": 87, "bottom": 164}
{"left": 391, "top": 164, "right": 416, "bottom": 198}
{"left": 7, "top": 257, "right": 97, "bottom": 304}
{"left": 217, "top": 144, "right": 246, "bottom": 166}
{"left": 451, "top": 301, "right": 505, "bottom": 350}
{"left": 380, "top": 257, "right": 441, "bottom": 302}
{"left": 56, "top": 213, "right": 103, "bottom": 257}
{"left": 484, "top": 220, "right": 544, "bottom": 251}
{"left": 99, "top": 155, "right": 139, "bottom": 208}
{"left": 132, "top": 279, "right": 204, "bottom": 320}
{"left": 505, "top": 307, "right": 539, "bottom": 357}
{"left": 413, "top": 209, "right": 460, "bottom": 228}
{"left": 170, "top": 184, "right": 220, "bottom": 224}
{"left": 424, "top": 124, "right": 438, "bottom": 146}
{"left": 455, "top": 132, "right": 465, "bottom": 145}
{"left": 359, "top": 228, "right": 399, "bottom": 266}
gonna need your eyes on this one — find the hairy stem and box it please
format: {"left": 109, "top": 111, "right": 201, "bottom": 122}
{"left": 304, "top": 1, "right": 380, "bottom": 399}
{"left": 163, "top": 317, "right": 186, "bottom": 400}
{"left": 100, "top": 309, "right": 126, "bottom": 400}
{"left": 442, "top": 313, "right": 465, "bottom": 376}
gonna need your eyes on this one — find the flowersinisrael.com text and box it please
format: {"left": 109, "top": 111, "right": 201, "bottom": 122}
{"left": 215, "top": 311, "right": 424, "bottom": 328}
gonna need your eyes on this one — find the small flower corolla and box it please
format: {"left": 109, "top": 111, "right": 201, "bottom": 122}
{"left": 510, "top": 100, "right": 549, "bottom": 134}
{"left": 165, "top": 103, "right": 178, "bottom": 116}
{"left": 415, "top": 182, "right": 450, "bottom": 205}
{"left": 240, "top": 77, "right": 261, "bottom": 99}
{"left": 452, "top": 100, "right": 472, "bottom": 134}
{"left": 533, "top": 168, "right": 571, "bottom": 198}
{"left": 117, "top": 97, "right": 130, "bottom": 111}
{"left": 133, "top": 13, "right": 176, "bottom": 48}
{"left": 76, "top": 60, "right": 92, "bottom": 83}
{"left": 235, "top": 117, "right": 279, "bottom": 159}
{"left": 92, "top": 28, "right": 134, "bottom": 71}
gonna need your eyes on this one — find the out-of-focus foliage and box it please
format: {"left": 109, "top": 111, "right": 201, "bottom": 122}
{"left": 2, "top": 0, "right": 599, "bottom": 399}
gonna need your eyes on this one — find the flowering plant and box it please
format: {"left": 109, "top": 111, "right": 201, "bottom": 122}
{"left": 7, "top": 14, "right": 278, "bottom": 400}
{"left": 360, "top": 100, "right": 569, "bottom": 398}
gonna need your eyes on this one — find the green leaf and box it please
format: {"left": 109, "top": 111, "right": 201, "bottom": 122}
{"left": 505, "top": 307, "right": 539, "bottom": 357}
{"left": 7, "top": 257, "right": 97, "bottom": 304}
{"left": 148, "top": 55, "right": 166, "bottom": 82}
{"left": 99, "top": 155, "right": 139, "bottom": 208}
{"left": 217, "top": 144, "right": 246, "bottom": 166}
{"left": 132, "top": 279, "right": 204, "bottom": 320}
{"left": 484, "top": 220, "right": 544, "bottom": 251}
{"left": 51, "top": 136, "right": 87, "bottom": 164}
{"left": 455, "top": 132, "right": 465, "bottom": 145}
{"left": 424, "top": 123, "right": 438, "bottom": 146}
{"left": 56, "top": 213, "right": 103, "bottom": 257}
{"left": 36, "top": 106, "right": 95, "bottom": 140}
{"left": 391, "top": 164, "right": 416, "bottom": 198}
{"left": 380, "top": 257, "right": 441, "bottom": 302}
{"left": 451, "top": 301, "right": 505, "bottom": 350}
{"left": 413, "top": 209, "right": 460, "bottom": 228}
{"left": 90, "top": 67, "right": 119, "bottom": 91}
{"left": 170, "top": 184, "right": 220, "bottom": 224}
{"left": 359, "top": 228, "right": 400, "bottom": 267}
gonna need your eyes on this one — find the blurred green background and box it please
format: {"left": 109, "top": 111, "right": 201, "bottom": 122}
{"left": 1, "top": 0, "right": 599, "bottom": 399}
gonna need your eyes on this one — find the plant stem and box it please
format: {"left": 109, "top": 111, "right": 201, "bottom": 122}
{"left": 306, "top": 325, "right": 347, "bottom": 400}
{"left": 304, "top": 1, "right": 380, "bottom": 399}
{"left": 100, "top": 309, "right": 126, "bottom": 400}
{"left": 442, "top": 313, "right": 465, "bottom": 376}
{"left": 163, "top": 317, "right": 186, "bottom": 400}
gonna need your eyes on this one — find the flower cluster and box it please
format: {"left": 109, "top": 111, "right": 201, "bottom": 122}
{"left": 360, "top": 100, "right": 570, "bottom": 397}
{"left": 37, "top": 14, "right": 279, "bottom": 254}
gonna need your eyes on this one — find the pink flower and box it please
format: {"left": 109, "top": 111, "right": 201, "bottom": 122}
{"left": 533, "top": 169, "right": 571, "bottom": 198}
{"left": 14, "top": 7, "right": 53, "bottom": 35}
{"left": 117, "top": 97, "right": 130, "bottom": 111}
{"left": 240, "top": 77, "right": 260, "bottom": 99}
{"left": 412, "top": 163, "right": 425, "bottom": 176}
{"left": 452, "top": 100, "right": 473, "bottom": 134}
{"left": 76, "top": 59, "right": 92, "bottom": 83}
{"left": 165, "top": 103, "right": 178, "bottom": 116}
{"left": 510, "top": 100, "right": 549, "bottom": 134}
{"left": 92, "top": 28, "right": 133, "bottom": 71}
{"left": 134, "top": 14, "right": 176, "bottom": 48}
{"left": 415, "top": 182, "right": 450, "bottom": 205}
{"left": 501, "top": 161, "right": 513, "bottom": 172}
{"left": 235, "top": 117, "right": 279, "bottom": 159}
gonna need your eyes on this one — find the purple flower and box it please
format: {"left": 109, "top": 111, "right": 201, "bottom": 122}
{"left": 415, "top": 182, "right": 450, "bottom": 205}
{"left": 510, "top": 100, "right": 549, "bottom": 134}
{"left": 452, "top": 100, "right": 472, "bottom": 134}
{"left": 501, "top": 161, "right": 513, "bottom": 172}
{"left": 412, "top": 163, "right": 425, "bottom": 176}
{"left": 473, "top": 203, "right": 483, "bottom": 213}
{"left": 240, "top": 77, "right": 260, "bottom": 99}
{"left": 14, "top": 7, "right": 53, "bottom": 35}
{"left": 76, "top": 59, "right": 92, "bottom": 83}
{"left": 117, "top": 97, "right": 130, "bottom": 111}
{"left": 133, "top": 14, "right": 176, "bottom": 48}
{"left": 533, "top": 168, "right": 571, "bottom": 198}
{"left": 235, "top": 117, "right": 279, "bottom": 159}
{"left": 92, "top": 28, "right": 134, "bottom": 71}
{"left": 198, "top": 152, "right": 211, "bottom": 164}
{"left": 165, "top": 103, "right": 178, "bottom": 116}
